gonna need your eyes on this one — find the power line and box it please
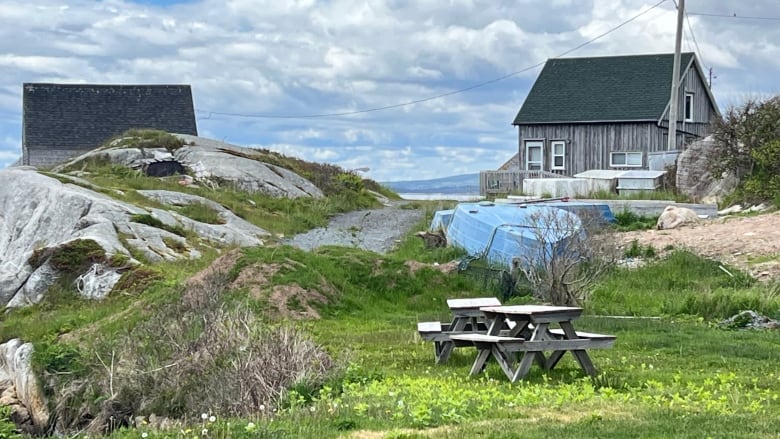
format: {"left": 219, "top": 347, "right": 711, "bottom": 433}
{"left": 197, "top": 0, "right": 668, "bottom": 120}
{"left": 687, "top": 11, "right": 780, "bottom": 21}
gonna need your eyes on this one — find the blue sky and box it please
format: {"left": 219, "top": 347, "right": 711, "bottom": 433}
{"left": 1, "top": 0, "right": 778, "bottom": 181}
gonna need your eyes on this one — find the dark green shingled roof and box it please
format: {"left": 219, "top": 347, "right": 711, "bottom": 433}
{"left": 513, "top": 52, "right": 695, "bottom": 124}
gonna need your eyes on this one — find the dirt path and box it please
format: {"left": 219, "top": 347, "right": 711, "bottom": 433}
{"left": 619, "top": 211, "right": 780, "bottom": 280}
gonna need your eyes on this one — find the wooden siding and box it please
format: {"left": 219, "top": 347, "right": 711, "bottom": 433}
{"left": 518, "top": 122, "right": 666, "bottom": 176}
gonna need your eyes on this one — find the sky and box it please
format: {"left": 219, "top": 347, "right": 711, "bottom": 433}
{"left": 1, "top": 0, "right": 779, "bottom": 182}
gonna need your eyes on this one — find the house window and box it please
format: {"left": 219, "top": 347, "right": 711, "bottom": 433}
{"left": 610, "top": 151, "right": 643, "bottom": 167}
{"left": 525, "top": 141, "right": 543, "bottom": 170}
{"left": 684, "top": 93, "right": 694, "bottom": 122}
{"left": 551, "top": 141, "right": 566, "bottom": 170}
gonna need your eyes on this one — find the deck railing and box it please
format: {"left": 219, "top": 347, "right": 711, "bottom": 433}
{"left": 479, "top": 170, "right": 568, "bottom": 196}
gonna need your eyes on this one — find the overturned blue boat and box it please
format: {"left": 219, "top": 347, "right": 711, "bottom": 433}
{"left": 430, "top": 200, "right": 613, "bottom": 268}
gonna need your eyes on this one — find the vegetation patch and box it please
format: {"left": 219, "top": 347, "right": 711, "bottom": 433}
{"left": 612, "top": 209, "right": 658, "bottom": 231}
{"left": 28, "top": 239, "right": 107, "bottom": 273}
{"left": 129, "top": 213, "right": 188, "bottom": 237}
{"left": 112, "top": 267, "right": 162, "bottom": 296}
{"left": 162, "top": 236, "right": 188, "bottom": 254}
{"left": 173, "top": 202, "right": 224, "bottom": 224}
{"left": 623, "top": 239, "right": 656, "bottom": 259}
{"left": 106, "top": 129, "right": 186, "bottom": 153}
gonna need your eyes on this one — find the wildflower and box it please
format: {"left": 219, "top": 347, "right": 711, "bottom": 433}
{"left": 141, "top": 433, "right": 148, "bottom": 439}
{"left": 201, "top": 413, "right": 208, "bottom": 420}
{"left": 201, "top": 428, "right": 208, "bottom": 436}
{"left": 245, "top": 422, "right": 257, "bottom": 433}
{"left": 208, "top": 415, "right": 216, "bottom": 423}
{"left": 259, "top": 404, "right": 265, "bottom": 411}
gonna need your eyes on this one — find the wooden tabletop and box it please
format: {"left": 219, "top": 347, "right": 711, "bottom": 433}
{"left": 447, "top": 297, "right": 501, "bottom": 310}
{"left": 480, "top": 305, "right": 582, "bottom": 314}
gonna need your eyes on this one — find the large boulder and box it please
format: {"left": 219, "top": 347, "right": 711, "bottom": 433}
{"left": 0, "top": 168, "right": 269, "bottom": 308}
{"left": 676, "top": 136, "right": 738, "bottom": 204}
{"left": 657, "top": 205, "right": 700, "bottom": 230}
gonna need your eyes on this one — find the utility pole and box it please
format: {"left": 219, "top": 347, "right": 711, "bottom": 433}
{"left": 667, "top": 0, "right": 685, "bottom": 151}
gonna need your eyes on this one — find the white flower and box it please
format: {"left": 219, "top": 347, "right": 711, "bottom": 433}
{"left": 141, "top": 433, "right": 148, "bottom": 439}
{"left": 201, "top": 413, "right": 208, "bottom": 420}
{"left": 208, "top": 415, "right": 216, "bottom": 423}
{"left": 201, "top": 428, "right": 208, "bottom": 436}
{"left": 259, "top": 404, "right": 265, "bottom": 411}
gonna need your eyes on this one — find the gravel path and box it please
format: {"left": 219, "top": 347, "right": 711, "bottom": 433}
{"left": 286, "top": 202, "right": 425, "bottom": 254}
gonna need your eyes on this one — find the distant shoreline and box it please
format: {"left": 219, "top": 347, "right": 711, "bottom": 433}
{"left": 398, "top": 193, "right": 484, "bottom": 202}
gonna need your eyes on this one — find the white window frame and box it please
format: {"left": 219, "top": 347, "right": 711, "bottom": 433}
{"left": 525, "top": 140, "right": 544, "bottom": 171}
{"left": 550, "top": 140, "right": 566, "bottom": 170}
{"left": 684, "top": 92, "right": 694, "bottom": 122}
{"left": 610, "top": 151, "right": 643, "bottom": 168}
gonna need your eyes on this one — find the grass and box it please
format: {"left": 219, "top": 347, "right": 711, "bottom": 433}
{"left": 84, "top": 243, "right": 780, "bottom": 439}
{"left": 587, "top": 189, "right": 692, "bottom": 203}
{"left": 61, "top": 161, "right": 378, "bottom": 236}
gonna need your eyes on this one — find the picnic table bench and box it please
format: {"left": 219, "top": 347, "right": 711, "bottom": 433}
{"left": 449, "top": 305, "right": 615, "bottom": 382}
{"left": 417, "top": 297, "right": 501, "bottom": 363}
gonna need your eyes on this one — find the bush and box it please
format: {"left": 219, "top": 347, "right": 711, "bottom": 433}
{"left": 711, "top": 95, "right": 780, "bottom": 204}
{"left": 513, "top": 208, "right": 619, "bottom": 306}
{"left": 49, "top": 271, "right": 336, "bottom": 434}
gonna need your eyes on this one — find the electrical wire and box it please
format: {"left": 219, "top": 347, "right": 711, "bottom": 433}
{"left": 196, "top": 0, "right": 668, "bottom": 120}
{"left": 687, "top": 11, "right": 780, "bottom": 21}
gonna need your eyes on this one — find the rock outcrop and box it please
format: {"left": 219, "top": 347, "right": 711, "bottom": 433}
{"left": 0, "top": 340, "right": 49, "bottom": 434}
{"left": 0, "top": 168, "right": 269, "bottom": 308}
{"left": 676, "top": 136, "right": 738, "bottom": 204}
{"left": 53, "top": 134, "right": 324, "bottom": 199}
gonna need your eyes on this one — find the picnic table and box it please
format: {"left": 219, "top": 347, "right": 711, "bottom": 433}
{"left": 449, "top": 305, "right": 615, "bottom": 382}
{"left": 417, "top": 297, "right": 501, "bottom": 364}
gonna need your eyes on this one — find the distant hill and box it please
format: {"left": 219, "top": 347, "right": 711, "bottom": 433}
{"left": 381, "top": 173, "right": 480, "bottom": 194}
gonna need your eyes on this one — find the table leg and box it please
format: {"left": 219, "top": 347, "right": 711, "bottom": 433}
{"left": 559, "top": 321, "right": 598, "bottom": 376}
{"left": 511, "top": 351, "right": 536, "bottom": 382}
{"left": 437, "top": 317, "right": 467, "bottom": 363}
{"left": 469, "top": 345, "right": 492, "bottom": 375}
{"left": 492, "top": 344, "right": 515, "bottom": 380}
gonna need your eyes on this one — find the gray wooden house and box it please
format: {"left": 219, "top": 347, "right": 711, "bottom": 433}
{"left": 22, "top": 83, "right": 198, "bottom": 168}
{"left": 511, "top": 52, "right": 719, "bottom": 176}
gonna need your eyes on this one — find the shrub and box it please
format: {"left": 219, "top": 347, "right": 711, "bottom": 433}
{"left": 513, "top": 208, "right": 619, "bottom": 306}
{"left": 32, "top": 239, "right": 107, "bottom": 273}
{"left": 711, "top": 95, "right": 780, "bottom": 203}
{"left": 51, "top": 271, "right": 335, "bottom": 434}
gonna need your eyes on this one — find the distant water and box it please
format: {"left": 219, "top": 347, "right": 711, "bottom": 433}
{"left": 399, "top": 193, "right": 484, "bottom": 202}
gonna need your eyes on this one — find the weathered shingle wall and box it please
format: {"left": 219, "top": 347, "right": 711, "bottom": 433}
{"left": 22, "top": 83, "right": 198, "bottom": 167}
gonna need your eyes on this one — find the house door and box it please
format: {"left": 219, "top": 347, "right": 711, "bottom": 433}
{"left": 525, "top": 141, "right": 543, "bottom": 170}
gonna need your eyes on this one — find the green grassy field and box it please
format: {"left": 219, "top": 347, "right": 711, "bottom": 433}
{"left": 92, "top": 238, "right": 780, "bottom": 439}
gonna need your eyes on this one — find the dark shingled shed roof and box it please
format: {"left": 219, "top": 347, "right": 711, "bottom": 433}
{"left": 23, "top": 83, "right": 198, "bottom": 152}
{"left": 513, "top": 53, "right": 695, "bottom": 125}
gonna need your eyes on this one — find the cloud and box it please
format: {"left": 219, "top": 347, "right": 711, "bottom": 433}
{"left": 1, "top": 0, "right": 779, "bottom": 181}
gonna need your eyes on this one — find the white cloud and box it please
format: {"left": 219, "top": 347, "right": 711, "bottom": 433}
{"left": 1, "top": 0, "right": 779, "bottom": 181}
